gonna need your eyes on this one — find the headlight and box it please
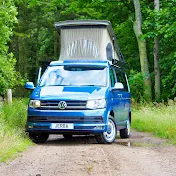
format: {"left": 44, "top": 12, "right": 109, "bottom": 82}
{"left": 86, "top": 99, "right": 106, "bottom": 109}
{"left": 29, "top": 100, "right": 41, "bottom": 108}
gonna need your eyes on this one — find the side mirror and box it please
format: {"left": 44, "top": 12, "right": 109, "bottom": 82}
{"left": 24, "top": 82, "right": 35, "bottom": 90}
{"left": 112, "top": 82, "right": 124, "bottom": 91}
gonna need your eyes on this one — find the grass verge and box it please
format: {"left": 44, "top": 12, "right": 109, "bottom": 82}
{"left": 0, "top": 99, "right": 32, "bottom": 162}
{"left": 132, "top": 103, "right": 176, "bottom": 144}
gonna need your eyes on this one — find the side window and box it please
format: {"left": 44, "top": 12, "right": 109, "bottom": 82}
{"left": 115, "top": 69, "right": 129, "bottom": 92}
{"left": 110, "top": 68, "right": 116, "bottom": 87}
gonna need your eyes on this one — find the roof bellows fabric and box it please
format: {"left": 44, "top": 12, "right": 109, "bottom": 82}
{"left": 54, "top": 20, "right": 124, "bottom": 63}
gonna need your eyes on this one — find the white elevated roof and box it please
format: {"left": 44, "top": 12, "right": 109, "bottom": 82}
{"left": 54, "top": 20, "right": 124, "bottom": 63}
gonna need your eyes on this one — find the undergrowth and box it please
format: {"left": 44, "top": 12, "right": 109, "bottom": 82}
{"left": 132, "top": 103, "right": 176, "bottom": 144}
{"left": 0, "top": 99, "right": 32, "bottom": 162}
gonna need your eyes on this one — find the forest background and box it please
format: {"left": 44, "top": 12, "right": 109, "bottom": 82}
{"left": 0, "top": 0, "right": 176, "bottom": 102}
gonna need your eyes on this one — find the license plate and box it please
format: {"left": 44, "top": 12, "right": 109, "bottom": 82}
{"left": 51, "top": 123, "right": 74, "bottom": 129}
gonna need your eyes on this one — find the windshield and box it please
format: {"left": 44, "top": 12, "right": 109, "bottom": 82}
{"left": 39, "top": 65, "right": 107, "bottom": 87}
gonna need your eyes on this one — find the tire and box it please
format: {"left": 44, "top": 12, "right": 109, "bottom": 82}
{"left": 63, "top": 134, "right": 73, "bottom": 139}
{"left": 95, "top": 116, "right": 117, "bottom": 144}
{"left": 120, "top": 119, "right": 130, "bottom": 139}
{"left": 29, "top": 133, "right": 49, "bottom": 144}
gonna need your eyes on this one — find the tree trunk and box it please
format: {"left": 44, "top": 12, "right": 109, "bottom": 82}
{"left": 133, "top": 0, "right": 152, "bottom": 101}
{"left": 35, "top": 6, "right": 40, "bottom": 77}
{"left": 35, "top": 25, "right": 39, "bottom": 73}
{"left": 6, "top": 89, "right": 12, "bottom": 104}
{"left": 18, "top": 37, "right": 26, "bottom": 77}
{"left": 18, "top": 36, "right": 27, "bottom": 97}
{"left": 154, "top": 0, "right": 160, "bottom": 100}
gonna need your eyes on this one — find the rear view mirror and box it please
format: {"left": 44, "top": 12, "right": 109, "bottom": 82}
{"left": 111, "top": 82, "right": 124, "bottom": 91}
{"left": 25, "top": 82, "right": 35, "bottom": 90}
{"left": 114, "top": 82, "right": 124, "bottom": 89}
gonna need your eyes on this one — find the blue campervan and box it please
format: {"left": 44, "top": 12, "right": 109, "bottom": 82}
{"left": 25, "top": 20, "right": 131, "bottom": 144}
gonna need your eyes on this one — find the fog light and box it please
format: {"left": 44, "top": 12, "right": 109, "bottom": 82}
{"left": 28, "top": 125, "right": 33, "bottom": 129}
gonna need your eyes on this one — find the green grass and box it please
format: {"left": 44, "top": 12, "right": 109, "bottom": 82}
{"left": 132, "top": 103, "right": 176, "bottom": 144}
{"left": 0, "top": 99, "right": 32, "bottom": 162}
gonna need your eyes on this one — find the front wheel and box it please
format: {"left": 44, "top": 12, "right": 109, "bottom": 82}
{"left": 29, "top": 133, "right": 49, "bottom": 144}
{"left": 95, "top": 116, "right": 117, "bottom": 144}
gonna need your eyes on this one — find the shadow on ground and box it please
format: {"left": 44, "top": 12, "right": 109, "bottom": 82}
{"left": 45, "top": 135, "right": 98, "bottom": 146}
{"left": 43, "top": 130, "right": 169, "bottom": 147}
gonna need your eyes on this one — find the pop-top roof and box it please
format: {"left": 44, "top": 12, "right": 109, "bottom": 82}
{"left": 54, "top": 20, "right": 124, "bottom": 63}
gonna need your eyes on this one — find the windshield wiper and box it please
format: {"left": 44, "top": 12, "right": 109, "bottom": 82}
{"left": 40, "top": 85, "right": 69, "bottom": 87}
{"left": 78, "top": 85, "right": 99, "bottom": 86}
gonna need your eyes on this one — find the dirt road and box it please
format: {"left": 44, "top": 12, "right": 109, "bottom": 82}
{"left": 0, "top": 131, "right": 176, "bottom": 176}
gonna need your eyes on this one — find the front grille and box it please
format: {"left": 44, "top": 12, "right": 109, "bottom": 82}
{"left": 38, "top": 100, "right": 87, "bottom": 110}
{"left": 28, "top": 116, "right": 103, "bottom": 123}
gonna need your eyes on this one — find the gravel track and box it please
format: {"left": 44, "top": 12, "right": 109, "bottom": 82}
{"left": 0, "top": 131, "right": 176, "bottom": 176}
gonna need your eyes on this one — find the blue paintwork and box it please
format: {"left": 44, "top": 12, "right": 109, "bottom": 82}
{"left": 25, "top": 82, "right": 35, "bottom": 90}
{"left": 30, "top": 86, "right": 109, "bottom": 100}
{"left": 28, "top": 108, "right": 108, "bottom": 118}
{"left": 26, "top": 60, "right": 131, "bottom": 134}
{"left": 27, "top": 121, "right": 105, "bottom": 133}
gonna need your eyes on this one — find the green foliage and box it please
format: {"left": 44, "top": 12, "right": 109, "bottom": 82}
{"left": 0, "top": 1, "right": 17, "bottom": 54}
{"left": 11, "top": 0, "right": 76, "bottom": 86}
{"left": 128, "top": 70, "right": 144, "bottom": 102}
{"left": 4, "top": 0, "right": 176, "bottom": 100}
{"left": 0, "top": 54, "right": 21, "bottom": 95}
{"left": 0, "top": 1, "right": 21, "bottom": 96}
{"left": 132, "top": 104, "right": 176, "bottom": 144}
{"left": 0, "top": 99, "right": 32, "bottom": 162}
{"left": 160, "top": 52, "right": 176, "bottom": 100}
{"left": 141, "top": 0, "right": 176, "bottom": 100}
{"left": 142, "top": 0, "right": 176, "bottom": 54}
{"left": 139, "top": 0, "right": 176, "bottom": 100}
{"left": 143, "top": 0, "right": 176, "bottom": 39}
{"left": 114, "top": 20, "right": 140, "bottom": 74}
{"left": 2, "top": 98, "right": 29, "bottom": 129}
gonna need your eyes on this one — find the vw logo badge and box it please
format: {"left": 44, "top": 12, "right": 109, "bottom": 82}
{"left": 58, "top": 101, "right": 67, "bottom": 110}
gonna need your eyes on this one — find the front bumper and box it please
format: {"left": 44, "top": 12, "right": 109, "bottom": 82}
{"left": 26, "top": 108, "right": 108, "bottom": 134}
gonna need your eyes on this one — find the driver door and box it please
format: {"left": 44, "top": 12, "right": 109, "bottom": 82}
{"left": 110, "top": 67, "right": 124, "bottom": 124}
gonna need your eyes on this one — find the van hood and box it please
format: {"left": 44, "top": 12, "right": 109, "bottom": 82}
{"left": 31, "top": 86, "right": 109, "bottom": 101}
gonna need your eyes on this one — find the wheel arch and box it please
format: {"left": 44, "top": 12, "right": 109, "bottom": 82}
{"left": 110, "top": 110, "right": 114, "bottom": 118}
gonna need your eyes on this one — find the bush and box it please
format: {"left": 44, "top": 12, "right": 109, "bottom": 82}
{"left": 0, "top": 54, "right": 21, "bottom": 96}
{"left": 2, "top": 99, "right": 28, "bottom": 129}
{"left": 128, "top": 70, "right": 144, "bottom": 102}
